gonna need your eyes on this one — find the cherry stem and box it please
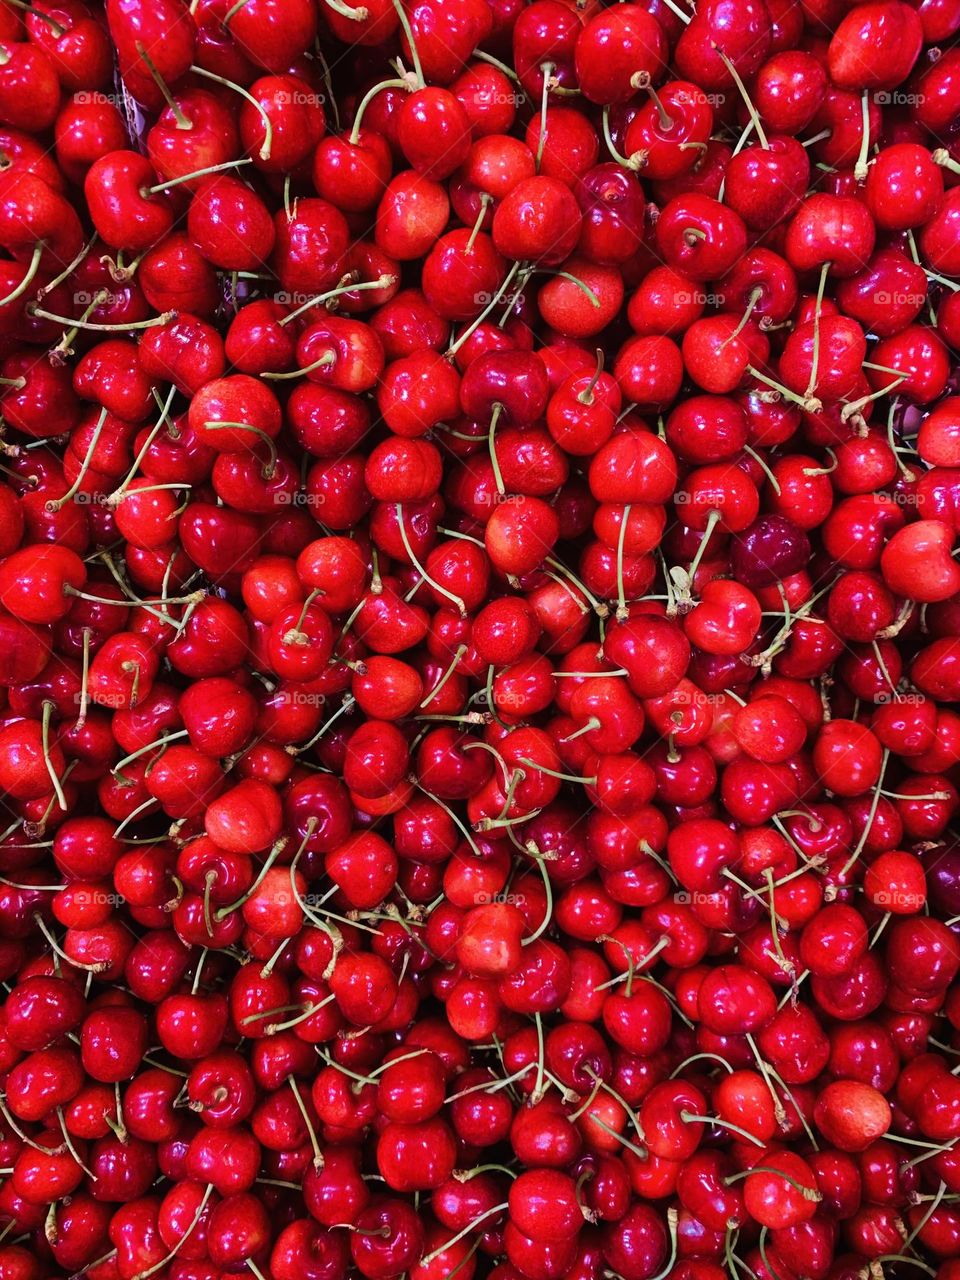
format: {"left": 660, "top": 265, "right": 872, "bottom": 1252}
{"left": 30, "top": 296, "right": 173, "bottom": 335}
{"left": 804, "top": 262, "right": 831, "bottom": 399}
{"left": 561, "top": 716, "right": 601, "bottom": 744}
{"left": 40, "top": 701, "right": 67, "bottom": 811}
{"left": 516, "top": 756, "right": 595, "bottom": 785}
{"left": 842, "top": 376, "right": 906, "bottom": 424}
{"left": 488, "top": 403, "right": 506, "bottom": 495}
{"left": 630, "top": 74, "right": 671, "bottom": 133}
{"left": 748, "top": 365, "right": 821, "bottom": 413}
{"left": 113, "top": 729, "right": 189, "bottom": 779}
{"left": 854, "top": 90, "right": 872, "bottom": 181}
{"left": 290, "top": 839, "right": 345, "bottom": 970}
{"left": 45, "top": 408, "right": 109, "bottom": 514}
{"left": 670, "top": 1052, "right": 733, "bottom": 1078}
{"left": 396, "top": 503, "right": 466, "bottom": 615}
{"left": 877, "top": 597, "right": 914, "bottom": 639}
{"left": 586, "top": 1111, "right": 648, "bottom": 1159}
{"left": 743, "top": 444, "right": 782, "bottom": 494}
{"left": 546, "top": 556, "right": 608, "bottom": 617}
{"left": 288, "top": 1076, "right": 324, "bottom": 1170}
{"left": 417, "top": 784, "right": 483, "bottom": 857}
{"left": 724, "top": 1166, "right": 819, "bottom": 1198}
{"left": 841, "top": 747, "right": 889, "bottom": 876}
{"left": 110, "top": 388, "right": 177, "bottom": 503}
{"left": 112, "top": 794, "right": 160, "bottom": 838}
{"left": 576, "top": 349, "right": 605, "bottom": 406}
{"left": 873, "top": 1260, "right": 934, "bottom": 1277}
{"left": 221, "top": 0, "right": 253, "bottom": 23}
{"left": 448, "top": 259, "right": 523, "bottom": 356}
{"left": 0, "top": 243, "right": 43, "bottom": 310}
{"left": 601, "top": 106, "right": 642, "bottom": 170}
{"left": 55, "top": 1106, "right": 96, "bottom": 1177}
{"left": 616, "top": 501, "right": 632, "bottom": 620}
{"left": 132, "top": 1184, "right": 214, "bottom": 1280}
{"left": 136, "top": 42, "right": 193, "bottom": 130}
{"left": 349, "top": 78, "right": 411, "bottom": 144}
{"left": 531, "top": 1010, "right": 546, "bottom": 1101}
{"left": 681, "top": 507, "right": 722, "bottom": 601}
{"left": 649, "top": 1209, "right": 680, "bottom": 1280}
{"left": 190, "top": 65, "right": 273, "bottom": 160}
{"left": 198, "top": 870, "right": 215, "bottom": 937}
{"left": 466, "top": 194, "right": 493, "bottom": 253}
{"left": 147, "top": 157, "right": 253, "bottom": 195}
{"left": 282, "top": 588, "right": 325, "bottom": 645}
{"left": 0, "top": 1094, "right": 50, "bottom": 1152}
{"left": 742, "top": 1031, "right": 789, "bottom": 1129}
{"left": 681, "top": 1111, "right": 766, "bottom": 1148}
{"left": 927, "top": 266, "right": 960, "bottom": 293}
{"left": 473, "top": 48, "right": 523, "bottom": 84}
{"left": 215, "top": 837, "right": 289, "bottom": 920}
{"left": 263, "top": 350, "right": 336, "bottom": 382}
{"left": 522, "top": 854, "right": 554, "bottom": 947}
{"left": 324, "top": 0, "right": 370, "bottom": 20}
{"left": 278, "top": 273, "right": 396, "bottom": 326}
{"left": 541, "top": 268, "right": 601, "bottom": 309}
{"left": 260, "top": 993, "right": 337, "bottom": 1034}
{"left": 445, "top": 1075, "right": 527, "bottom": 1105}
{"left": 203, "top": 422, "right": 277, "bottom": 478}
{"left": 293, "top": 693, "right": 356, "bottom": 754}
{"left": 389, "top": 0, "right": 425, "bottom": 86}
{"left": 802, "top": 128, "right": 831, "bottom": 149}
{"left": 713, "top": 45, "right": 768, "bottom": 147}
{"left": 803, "top": 447, "right": 838, "bottom": 476}
{"left": 4, "top": 0, "right": 66, "bottom": 33}
{"left": 657, "top": 0, "right": 692, "bottom": 22}
{"left": 536, "top": 63, "right": 554, "bottom": 171}
{"left": 725, "top": 287, "right": 764, "bottom": 344}
{"left": 759, "top": 1226, "right": 790, "bottom": 1280}
{"left": 420, "top": 643, "right": 468, "bottom": 709}
{"left": 420, "top": 1203, "right": 508, "bottom": 1266}
{"left": 34, "top": 912, "right": 105, "bottom": 973}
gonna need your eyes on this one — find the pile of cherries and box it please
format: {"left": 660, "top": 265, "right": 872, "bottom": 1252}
{"left": 1, "top": 0, "right": 960, "bottom": 1277}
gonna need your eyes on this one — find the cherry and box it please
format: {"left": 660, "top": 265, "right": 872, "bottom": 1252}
{"left": 655, "top": 195, "right": 747, "bottom": 282}
{"left": 398, "top": 88, "right": 472, "bottom": 181}
{"left": 675, "top": 0, "right": 772, "bottom": 90}
{"left": 882, "top": 520, "right": 960, "bottom": 603}
{"left": 785, "top": 195, "right": 876, "bottom": 279}
{"left": 350, "top": 1199, "right": 425, "bottom": 1279}
{"left": 828, "top": 1, "right": 923, "bottom": 89}
{"left": 742, "top": 1152, "right": 821, "bottom": 1229}
{"left": 492, "top": 176, "right": 582, "bottom": 266}
{"left": 731, "top": 515, "right": 810, "bottom": 589}
{"left": 574, "top": 5, "right": 666, "bottom": 104}
{"left": 754, "top": 51, "right": 827, "bottom": 131}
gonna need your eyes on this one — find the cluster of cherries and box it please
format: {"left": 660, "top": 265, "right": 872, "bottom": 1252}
{"left": 0, "top": 0, "right": 959, "bottom": 1279}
